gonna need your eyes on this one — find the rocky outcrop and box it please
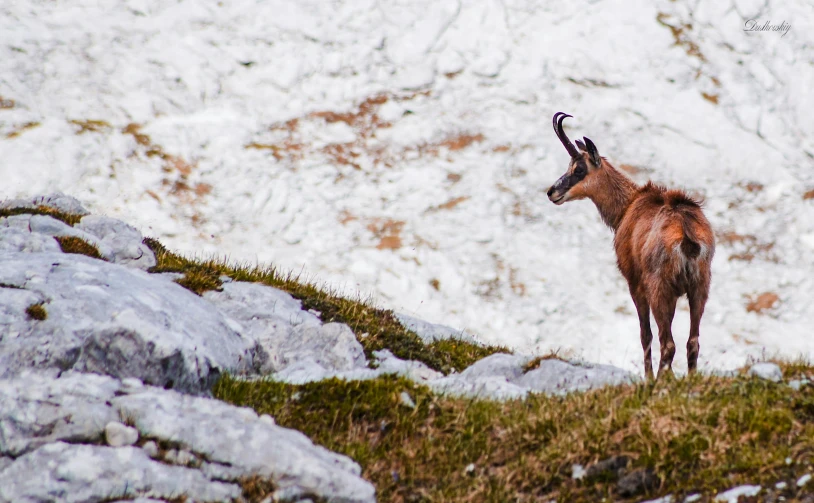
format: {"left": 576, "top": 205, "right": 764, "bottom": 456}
{"left": 204, "top": 280, "right": 367, "bottom": 375}
{"left": 0, "top": 371, "right": 376, "bottom": 503}
{"left": 1, "top": 193, "right": 155, "bottom": 270}
{"left": 0, "top": 252, "right": 263, "bottom": 395}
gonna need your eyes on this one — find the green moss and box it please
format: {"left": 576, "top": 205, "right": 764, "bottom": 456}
{"left": 0, "top": 206, "right": 84, "bottom": 226}
{"left": 25, "top": 302, "right": 47, "bottom": 321}
{"left": 215, "top": 370, "right": 814, "bottom": 502}
{"left": 142, "top": 237, "right": 508, "bottom": 373}
{"left": 55, "top": 236, "right": 104, "bottom": 259}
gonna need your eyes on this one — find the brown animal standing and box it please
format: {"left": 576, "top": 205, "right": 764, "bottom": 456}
{"left": 547, "top": 112, "right": 714, "bottom": 379}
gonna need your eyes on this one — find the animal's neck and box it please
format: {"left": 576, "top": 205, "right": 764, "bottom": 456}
{"left": 589, "top": 162, "right": 639, "bottom": 232}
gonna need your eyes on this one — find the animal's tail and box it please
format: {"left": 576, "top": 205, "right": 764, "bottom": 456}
{"left": 665, "top": 190, "right": 705, "bottom": 260}
{"left": 681, "top": 214, "right": 701, "bottom": 259}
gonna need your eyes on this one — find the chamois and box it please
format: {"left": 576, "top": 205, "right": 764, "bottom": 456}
{"left": 546, "top": 112, "right": 714, "bottom": 379}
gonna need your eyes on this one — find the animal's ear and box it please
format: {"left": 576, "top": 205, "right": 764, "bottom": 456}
{"left": 583, "top": 136, "right": 601, "bottom": 168}
{"left": 575, "top": 139, "right": 587, "bottom": 152}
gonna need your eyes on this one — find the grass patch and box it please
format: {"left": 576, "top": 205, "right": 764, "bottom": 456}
{"left": 0, "top": 206, "right": 84, "bottom": 226}
{"left": 69, "top": 119, "right": 112, "bottom": 134}
{"left": 142, "top": 237, "right": 507, "bottom": 373}
{"left": 215, "top": 364, "right": 814, "bottom": 502}
{"left": 6, "top": 121, "right": 40, "bottom": 138}
{"left": 25, "top": 302, "right": 47, "bottom": 321}
{"left": 56, "top": 236, "right": 104, "bottom": 260}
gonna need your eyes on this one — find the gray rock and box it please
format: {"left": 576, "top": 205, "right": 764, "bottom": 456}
{"left": 1, "top": 212, "right": 155, "bottom": 270}
{"left": 277, "top": 322, "right": 366, "bottom": 373}
{"left": 205, "top": 281, "right": 365, "bottom": 374}
{"left": 0, "top": 371, "right": 375, "bottom": 503}
{"left": 105, "top": 421, "right": 139, "bottom": 447}
{"left": 0, "top": 193, "right": 90, "bottom": 215}
{"left": 76, "top": 215, "right": 156, "bottom": 270}
{"left": 585, "top": 455, "right": 629, "bottom": 480}
{"left": 114, "top": 382, "right": 375, "bottom": 502}
{"left": 430, "top": 374, "right": 530, "bottom": 401}
{"left": 373, "top": 349, "right": 443, "bottom": 382}
{"left": 0, "top": 370, "right": 120, "bottom": 457}
{"left": 515, "top": 359, "right": 636, "bottom": 395}
{"left": 0, "top": 252, "right": 262, "bottom": 394}
{"left": 616, "top": 468, "right": 658, "bottom": 497}
{"left": 28, "top": 214, "right": 78, "bottom": 236}
{"left": 457, "top": 353, "right": 530, "bottom": 381}
{"left": 749, "top": 362, "right": 783, "bottom": 383}
{"left": 396, "top": 312, "right": 478, "bottom": 344}
{"left": 266, "top": 348, "right": 443, "bottom": 385}
{"left": 0, "top": 442, "right": 241, "bottom": 503}
{"left": 1, "top": 213, "right": 115, "bottom": 259}
{"left": 418, "top": 353, "right": 634, "bottom": 401}
{"left": 0, "top": 228, "right": 61, "bottom": 253}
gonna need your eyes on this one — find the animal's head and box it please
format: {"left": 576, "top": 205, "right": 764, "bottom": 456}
{"left": 547, "top": 112, "right": 603, "bottom": 205}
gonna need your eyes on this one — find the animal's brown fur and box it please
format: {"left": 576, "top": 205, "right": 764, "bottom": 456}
{"left": 549, "top": 151, "right": 714, "bottom": 379}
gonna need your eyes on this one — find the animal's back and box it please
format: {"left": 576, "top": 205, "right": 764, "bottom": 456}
{"left": 615, "top": 183, "right": 714, "bottom": 295}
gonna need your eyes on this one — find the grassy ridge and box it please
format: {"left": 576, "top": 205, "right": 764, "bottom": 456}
{"left": 0, "top": 206, "right": 84, "bottom": 226}
{"left": 215, "top": 365, "right": 814, "bottom": 502}
{"left": 143, "top": 237, "right": 507, "bottom": 374}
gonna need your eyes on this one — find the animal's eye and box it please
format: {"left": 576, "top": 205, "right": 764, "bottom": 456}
{"left": 574, "top": 165, "right": 586, "bottom": 177}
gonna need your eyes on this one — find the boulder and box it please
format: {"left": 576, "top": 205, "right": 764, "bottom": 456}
{"left": 0, "top": 193, "right": 90, "bottom": 215}
{"left": 76, "top": 215, "right": 156, "bottom": 270}
{"left": 205, "top": 281, "right": 367, "bottom": 374}
{"left": 516, "top": 359, "right": 636, "bottom": 395}
{"left": 0, "top": 213, "right": 156, "bottom": 270}
{"left": 0, "top": 252, "right": 264, "bottom": 394}
{"left": 0, "top": 371, "right": 376, "bottom": 503}
{"left": 396, "top": 312, "right": 478, "bottom": 344}
{"left": 0, "top": 443, "right": 241, "bottom": 503}
{"left": 748, "top": 362, "right": 783, "bottom": 383}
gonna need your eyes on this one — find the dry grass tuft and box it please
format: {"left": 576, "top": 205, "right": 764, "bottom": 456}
{"left": 122, "top": 123, "right": 210, "bottom": 223}
{"left": 69, "top": 119, "right": 112, "bottom": 134}
{"left": 426, "top": 196, "right": 470, "bottom": 213}
{"left": 366, "top": 219, "right": 405, "bottom": 250}
{"left": 25, "top": 302, "right": 47, "bottom": 321}
{"left": 245, "top": 92, "right": 483, "bottom": 173}
{"left": 238, "top": 475, "right": 277, "bottom": 502}
{"left": 6, "top": 121, "right": 40, "bottom": 138}
{"left": 739, "top": 181, "right": 764, "bottom": 193}
{"left": 701, "top": 92, "right": 719, "bottom": 104}
{"left": 522, "top": 351, "right": 568, "bottom": 373}
{"left": 803, "top": 189, "right": 814, "bottom": 200}
{"left": 716, "top": 231, "right": 778, "bottom": 263}
{"left": 746, "top": 292, "right": 780, "bottom": 314}
{"left": 656, "top": 13, "right": 706, "bottom": 62}
{"left": 0, "top": 206, "right": 84, "bottom": 226}
{"left": 0, "top": 96, "right": 15, "bottom": 109}
{"left": 55, "top": 236, "right": 104, "bottom": 260}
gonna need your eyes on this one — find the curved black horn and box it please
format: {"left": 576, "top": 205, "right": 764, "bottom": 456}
{"left": 552, "top": 112, "right": 579, "bottom": 158}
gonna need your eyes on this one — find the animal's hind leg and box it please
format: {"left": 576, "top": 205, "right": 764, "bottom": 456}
{"left": 687, "top": 289, "right": 708, "bottom": 373}
{"left": 630, "top": 286, "right": 654, "bottom": 380}
{"left": 650, "top": 288, "right": 677, "bottom": 379}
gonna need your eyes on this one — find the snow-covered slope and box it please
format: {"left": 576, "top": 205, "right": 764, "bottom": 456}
{"left": 2, "top": 0, "right": 813, "bottom": 374}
